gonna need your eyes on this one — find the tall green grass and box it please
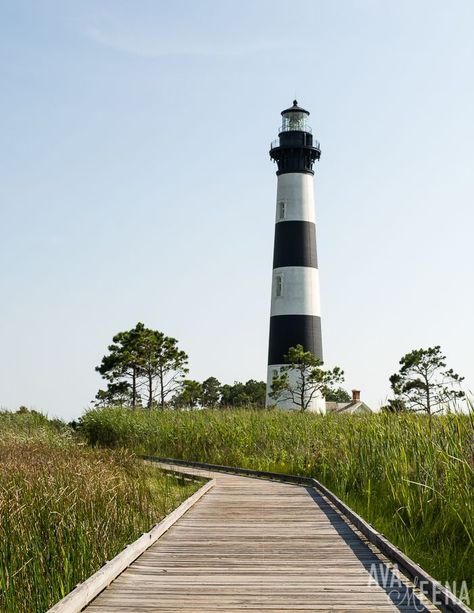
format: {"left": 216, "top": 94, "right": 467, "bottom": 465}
{"left": 0, "top": 411, "right": 199, "bottom": 612}
{"left": 80, "top": 407, "right": 474, "bottom": 603}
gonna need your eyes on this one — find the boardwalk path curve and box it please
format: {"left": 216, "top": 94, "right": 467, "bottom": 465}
{"left": 86, "top": 463, "right": 438, "bottom": 612}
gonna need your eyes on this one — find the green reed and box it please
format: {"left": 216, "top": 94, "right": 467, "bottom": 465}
{"left": 0, "top": 411, "right": 198, "bottom": 612}
{"left": 80, "top": 406, "right": 474, "bottom": 603}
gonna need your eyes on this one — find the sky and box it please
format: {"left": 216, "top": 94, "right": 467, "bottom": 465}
{"left": 1, "top": 0, "right": 473, "bottom": 420}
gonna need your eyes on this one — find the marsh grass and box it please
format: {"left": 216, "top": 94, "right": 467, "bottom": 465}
{"left": 80, "top": 406, "right": 474, "bottom": 602}
{"left": 0, "top": 411, "right": 199, "bottom": 612}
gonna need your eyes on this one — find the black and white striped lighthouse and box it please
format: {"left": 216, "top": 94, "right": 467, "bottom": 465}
{"left": 266, "top": 100, "right": 325, "bottom": 412}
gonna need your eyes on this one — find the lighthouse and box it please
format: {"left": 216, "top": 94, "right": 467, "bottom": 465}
{"left": 266, "top": 100, "right": 325, "bottom": 412}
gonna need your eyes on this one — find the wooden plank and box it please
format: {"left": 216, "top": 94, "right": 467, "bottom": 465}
{"left": 82, "top": 466, "right": 442, "bottom": 613}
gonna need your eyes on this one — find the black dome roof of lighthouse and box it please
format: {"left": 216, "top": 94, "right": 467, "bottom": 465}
{"left": 281, "top": 100, "right": 310, "bottom": 116}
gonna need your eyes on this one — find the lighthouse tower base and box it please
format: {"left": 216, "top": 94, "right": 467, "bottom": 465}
{"left": 265, "top": 365, "right": 327, "bottom": 413}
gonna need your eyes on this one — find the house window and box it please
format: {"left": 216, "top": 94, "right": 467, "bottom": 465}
{"left": 272, "top": 369, "right": 279, "bottom": 380}
{"left": 278, "top": 201, "right": 286, "bottom": 220}
{"left": 275, "top": 274, "right": 283, "bottom": 297}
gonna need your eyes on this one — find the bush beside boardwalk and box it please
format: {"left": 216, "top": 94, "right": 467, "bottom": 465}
{"left": 0, "top": 410, "right": 199, "bottom": 613}
{"left": 81, "top": 406, "right": 474, "bottom": 604}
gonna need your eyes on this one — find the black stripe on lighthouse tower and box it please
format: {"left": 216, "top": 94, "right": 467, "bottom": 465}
{"left": 273, "top": 221, "right": 318, "bottom": 269}
{"left": 268, "top": 315, "right": 323, "bottom": 364}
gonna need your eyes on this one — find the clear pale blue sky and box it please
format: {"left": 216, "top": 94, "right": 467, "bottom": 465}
{"left": 1, "top": 0, "right": 473, "bottom": 420}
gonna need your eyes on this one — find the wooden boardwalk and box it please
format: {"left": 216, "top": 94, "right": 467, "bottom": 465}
{"left": 86, "top": 465, "right": 439, "bottom": 612}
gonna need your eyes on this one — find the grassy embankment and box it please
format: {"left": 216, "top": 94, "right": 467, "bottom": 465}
{"left": 81, "top": 407, "right": 474, "bottom": 603}
{"left": 0, "top": 410, "right": 200, "bottom": 613}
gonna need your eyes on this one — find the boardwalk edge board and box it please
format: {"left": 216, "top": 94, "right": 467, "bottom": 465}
{"left": 145, "top": 456, "right": 472, "bottom": 613}
{"left": 46, "top": 477, "right": 215, "bottom": 613}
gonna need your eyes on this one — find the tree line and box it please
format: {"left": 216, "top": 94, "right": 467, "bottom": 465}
{"left": 95, "top": 323, "right": 465, "bottom": 417}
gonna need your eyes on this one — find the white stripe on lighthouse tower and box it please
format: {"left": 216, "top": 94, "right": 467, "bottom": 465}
{"left": 266, "top": 101, "right": 325, "bottom": 412}
{"left": 270, "top": 268, "right": 321, "bottom": 317}
{"left": 274, "top": 173, "right": 316, "bottom": 223}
